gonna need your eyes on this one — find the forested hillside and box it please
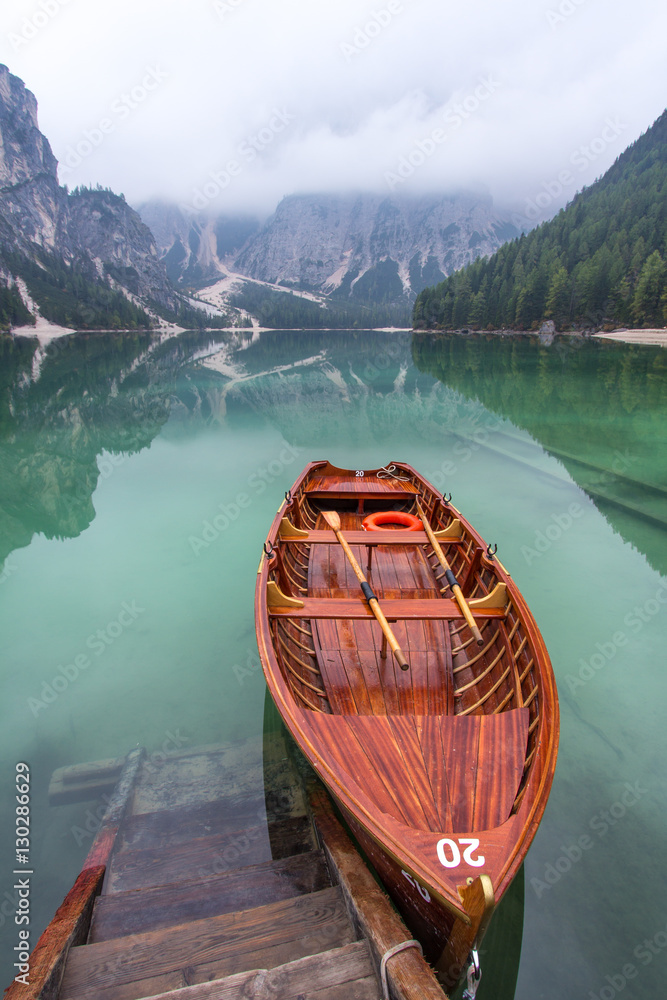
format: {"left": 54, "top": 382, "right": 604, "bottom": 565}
{"left": 413, "top": 110, "right": 667, "bottom": 331}
{"left": 229, "top": 283, "right": 411, "bottom": 329}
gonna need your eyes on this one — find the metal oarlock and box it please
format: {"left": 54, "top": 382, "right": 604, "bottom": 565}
{"left": 284, "top": 489, "right": 292, "bottom": 504}
{"left": 462, "top": 947, "right": 481, "bottom": 1000}
{"left": 263, "top": 541, "right": 274, "bottom": 558}
{"left": 441, "top": 492, "right": 453, "bottom": 505}
{"left": 486, "top": 543, "right": 498, "bottom": 558}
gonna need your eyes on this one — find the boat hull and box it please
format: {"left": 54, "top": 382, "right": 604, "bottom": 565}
{"left": 255, "top": 461, "right": 559, "bottom": 988}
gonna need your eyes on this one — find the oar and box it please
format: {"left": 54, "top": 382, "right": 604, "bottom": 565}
{"left": 416, "top": 500, "right": 484, "bottom": 646}
{"left": 321, "top": 510, "right": 410, "bottom": 671}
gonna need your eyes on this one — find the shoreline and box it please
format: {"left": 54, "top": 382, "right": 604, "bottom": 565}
{"left": 7, "top": 324, "right": 667, "bottom": 346}
{"left": 592, "top": 328, "right": 667, "bottom": 346}
{"left": 413, "top": 326, "right": 667, "bottom": 347}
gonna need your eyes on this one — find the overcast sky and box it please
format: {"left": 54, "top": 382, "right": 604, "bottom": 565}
{"left": 1, "top": 0, "right": 665, "bottom": 223}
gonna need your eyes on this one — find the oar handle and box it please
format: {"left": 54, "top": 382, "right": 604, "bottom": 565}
{"left": 369, "top": 598, "right": 410, "bottom": 671}
{"left": 452, "top": 584, "right": 484, "bottom": 647}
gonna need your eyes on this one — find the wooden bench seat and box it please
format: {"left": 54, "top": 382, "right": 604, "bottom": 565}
{"left": 268, "top": 597, "right": 505, "bottom": 620}
{"left": 279, "top": 529, "right": 463, "bottom": 546}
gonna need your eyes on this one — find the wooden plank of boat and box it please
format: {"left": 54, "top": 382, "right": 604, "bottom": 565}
{"left": 255, "top": 460, "right": 560, "bottom": 990}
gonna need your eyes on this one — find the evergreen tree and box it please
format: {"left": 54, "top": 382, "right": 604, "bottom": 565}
{"left": 413, "top": 108, "right": 667, "bottom": 331}
{"left": 544, "top": 265, "right": 571, "bottom": 329}
{"left": 632, "top": 251, "right": 667, "bottom": 325}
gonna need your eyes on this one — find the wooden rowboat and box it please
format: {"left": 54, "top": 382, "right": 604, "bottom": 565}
{"left": 255, "top": 461, "right": 559, "bottom": 989}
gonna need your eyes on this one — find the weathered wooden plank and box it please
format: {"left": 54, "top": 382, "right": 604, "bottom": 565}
{"left": 108, "top": 816, "right": 316, "bottom": 892}
{"left": 4, "top": 867, "right": 105, "bottom": 1000}
{"left": 60, "top": 886, "right": 354, "bottom": 998}
{"left": 126, "top": 942, "right": 378, "bottom": 1000}
{"left": 49, "top": 759, "right": 125, "bottom": 805}
{"left": 119, "top": 784, "right": 305, "bottom": 852}
{"left": 131, "top": 745, "right": 297, "bottom": 817}
{"left": 90, "top": 850, "right": 332, "bottom": 942}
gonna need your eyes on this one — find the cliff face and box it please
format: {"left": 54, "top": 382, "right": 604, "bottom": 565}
{"left": 234, "top": 192, "right": 517, "bottom": 299}
{"left": 0, "top": 66, "right": 66, "bottom": 255}
{"left": 66, "top": 189, "right": 177, "bottom": 310}
{"left": 0, "top": 65, "right": 180, "bottom": 324}
{"left": 142, "top": 192, "right": 517, "bottom": 302}
{"left": 137, "top": 201, "right": 260, "bottom": 287}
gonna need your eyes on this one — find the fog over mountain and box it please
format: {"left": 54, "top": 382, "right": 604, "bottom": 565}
{"left": 0, "top": 0, "right": 665, "bottom": 222}
{"left": 139, "top": 191, "right": 518, "bottom": 302}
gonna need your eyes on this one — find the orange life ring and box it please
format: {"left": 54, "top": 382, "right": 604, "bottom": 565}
{"left": 362, "top": 511, "right": 422, "bottom": 531}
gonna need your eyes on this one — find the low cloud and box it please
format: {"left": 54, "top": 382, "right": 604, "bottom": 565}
{"left": 1, "top": 0, "right": 665, "bottom": 216}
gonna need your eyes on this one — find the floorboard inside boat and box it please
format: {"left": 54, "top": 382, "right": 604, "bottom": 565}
{"left": 309, "top": 513, "right": 454, "bottom": 716}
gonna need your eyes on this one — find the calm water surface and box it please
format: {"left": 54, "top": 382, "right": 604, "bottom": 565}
{"left": 1, "top": 329, "right": 666, "bottom": 998}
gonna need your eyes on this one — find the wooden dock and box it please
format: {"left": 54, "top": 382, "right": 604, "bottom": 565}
{"left": 7, "top": 730, "right": 449, "bottom": 1000}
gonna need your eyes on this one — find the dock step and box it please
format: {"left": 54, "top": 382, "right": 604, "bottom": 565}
{"left": 90, "top": 850, "right": 332, "bottom": 942}
{"left": 118, "top": 787, "right": 306, "bottom": 852}
{"left": 60, "top": 885, "right": 356, "bottom": 1000}
{"left": 132, "top": 941, "right": 379, "bottom": 1000}
{"left": 130, "top": 743, "right": 298, "bottom": 817}
{"left": 108, "top": 815, "right": 316, "bottom": 892}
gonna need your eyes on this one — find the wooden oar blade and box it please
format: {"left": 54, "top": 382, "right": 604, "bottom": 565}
{"left": 322, "top": 510, "right": 342, "bottom": 531}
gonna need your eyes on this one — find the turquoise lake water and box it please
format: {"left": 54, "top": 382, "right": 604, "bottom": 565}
{"left": 1, "top": 328, "right": 666, "bottom": 998}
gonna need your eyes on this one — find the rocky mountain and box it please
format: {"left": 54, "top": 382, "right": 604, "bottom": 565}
{"left": 0, "top": 65, "right": 216, "bottom": 332}
{"left": 137, "top": 201, "right": 260, "bottom": 288}
{"left": 139, "top": 192, "right": 518, "bottom": 305}
{"left": 235, "top": 193, "right": 518, "bottom": 302}
{"left": 0, "top": 65, "right": 65, "bottom": 256}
